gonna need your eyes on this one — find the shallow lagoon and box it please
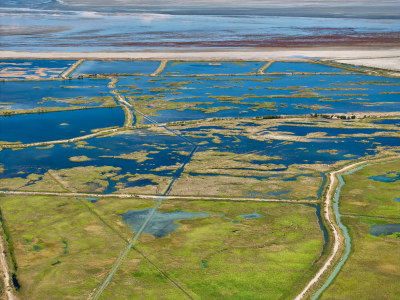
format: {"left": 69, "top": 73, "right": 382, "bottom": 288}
{"left": 179, "top": 126, "right": 399, "bottom": 167}
{"left": 162, "top": 61, "right": 265, "bottom": 75}
{"left": 3, "top": 123, "right": 397, "bottom": 193}
{"left": 72, "top": 60, "right": 160, "bottom": 76}
{"left": 0, "top": 129, "right": 193, "bottom": 191}
{"left": 0, "top": 59, "right": 75, "bottom": 79}
{"left": 117, "top": 73, "right": 400, "bottom": 124}
{"left": 1, "top": 78, "right": 112, "bottom": 110}
{"left": 265, "top": 62, "right": 352, "bottom": 73}
{"left": 0, "top": 107, "right": 124, "bottom": 143}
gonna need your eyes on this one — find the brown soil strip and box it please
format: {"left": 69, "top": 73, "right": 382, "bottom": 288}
{"left": 151, "top": 60, "right": 168, "bottom": 76}
{"left": 61, "top": 59, "right": 85, "bottom": 78}
{"left": 257, "top": 61, "right": 274, "bottom": 74}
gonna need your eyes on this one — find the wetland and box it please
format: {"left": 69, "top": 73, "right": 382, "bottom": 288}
{"left": 1, "top": 58, "right": 399, "bottom": 300}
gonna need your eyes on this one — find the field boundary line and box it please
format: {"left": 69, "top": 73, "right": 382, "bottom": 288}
{"left": 0, "top": 190, "right": 318, "bottom": 204}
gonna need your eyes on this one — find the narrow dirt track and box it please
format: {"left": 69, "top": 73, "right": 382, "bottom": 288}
{"left": 0, "top": 234, "right": 18, "bottom": 300}
{"left": 294, "top": 161, "right": 366, "bottom": 300}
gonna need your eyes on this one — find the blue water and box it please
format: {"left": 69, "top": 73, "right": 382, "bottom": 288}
{"left": 370, "top": 224, "right": 400, "bottom": 237}
{"left": 0, "top": 129, "right": 194, "bottom": 191}
{"left": 283, "top": 174, "right": 313, "bottom": 181}
{"left": 162, "top": 61, "right": 265, "bottom": 75}
{"left": 304, "top": 204, "right": 329, "bottom": 258}
{"left": 0, "top": 59, "right": 75, "bottom": 79}
{"left": 2, "top": 119, "right": 399, "bottom": 197}
{"left": 0, "top": 107, "right": 124, "bottom": 143}
{"left": 315, "top": 204, "right": 329, "bottom": 257}
{"left": 238, "top": 212, "right": 264, "bottom": 219}
{"left": 116, "top": 74, "right": 400, "bottom": 124}
{"left": 271, "top": 125, "right": 391, "bottom": 137}
{"left": 72, "top": 60, "right": 160, "bottom": 76}
{"left": 120, "top": 209, "right": 210, "bottom": 238}
{"left": 62, "top": 241, "right": 69, "bottom": 254}
{"left": 265, "top": 62, "right": 352, "bottom": 73}
{"left": 393, "top": 198, "right": 400, "bottom": 203}
{"left": 0, "top": 78, "right": 113, "bottom": 110}
{"left": 201, "top": 261, "right": 207, "bottom": 268}
{"left": 371, "top": 119, "right": 400, "bottom": 125}
{"left": 368, "top": 172, "right": 400, "bottom": 183}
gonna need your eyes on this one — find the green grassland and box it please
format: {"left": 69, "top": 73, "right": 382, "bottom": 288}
{"left": 0, "top": 195, "right": 130, "bottom": 299}
{"left": 339, "top": 159, "right": 400, "bottom": 218}
{"left": 0, "top": 194, "right": 326, "bottom": 299}
{"left": 321, "top": 216, "right": 400, "bottom": 299}
{"left": 320, "top": 159, "right": 400, "bottom": 299}
{"left": 87, "top": 198, "right": 326, "bottom": 299}
{"left": 128, "top": 200, "right": 324, "bottom": 299}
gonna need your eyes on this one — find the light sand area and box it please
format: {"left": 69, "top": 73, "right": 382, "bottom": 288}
{"left": 336, "top": 57, "right": 400, "bottom": 71}
{"left": 1, "top": 47, "right": 400, "bottom": 71}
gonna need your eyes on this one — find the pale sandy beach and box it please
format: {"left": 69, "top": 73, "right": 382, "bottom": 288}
{"left": 1, "top": 47, "right": 400, "bottom": 71}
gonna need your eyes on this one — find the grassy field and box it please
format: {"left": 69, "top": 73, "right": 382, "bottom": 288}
{"left": 0, "top": 195, "right": 326, "bottom": 299}
{"left": 321, "top": 216, "right": 400, "bottom": 299}
{"left": 98, "top": 200, "right": 326, "bottom": 299}
{"left": 339, "top": 159, "right": 400, "bottom": 218}
{"left": 0, "top": 195, "right": 130, "bottom": 299}
{"left": 320, "top": 159, "right": 400, "bottom": 299}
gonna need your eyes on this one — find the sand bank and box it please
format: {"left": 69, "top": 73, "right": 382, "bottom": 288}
{"left": 1, "top": 47, "right": 400, "bottom": 71}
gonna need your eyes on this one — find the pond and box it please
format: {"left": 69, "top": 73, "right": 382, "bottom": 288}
{"left": 120, "top": 209, "right": 210, "bottom": 238}
{"left": 0, "top": 78, "right": 112, "bottom": 110}
{"left": 72, "top": 60, "right": 160, "bottom": 76}
{"left": 370, "top": 224, "right": 400, "bottom": 237}
{"left": 0, "top": 107, "right": 124, "bottom": 143}
{"left": 161, "top": 61, "right": 265, "bottom": 75}
{"left": 238, "top": 212, "right": 264, "bottom": 219}
{"left": 368, "top": 172, "right": 400, "bottom": 183}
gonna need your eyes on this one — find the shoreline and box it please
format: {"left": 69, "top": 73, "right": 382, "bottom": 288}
{"left": 1, "top": 47, "right": 399, "bottom": 59}
{"left": 2, "top": 48, "right": 400, "bottom": 71}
